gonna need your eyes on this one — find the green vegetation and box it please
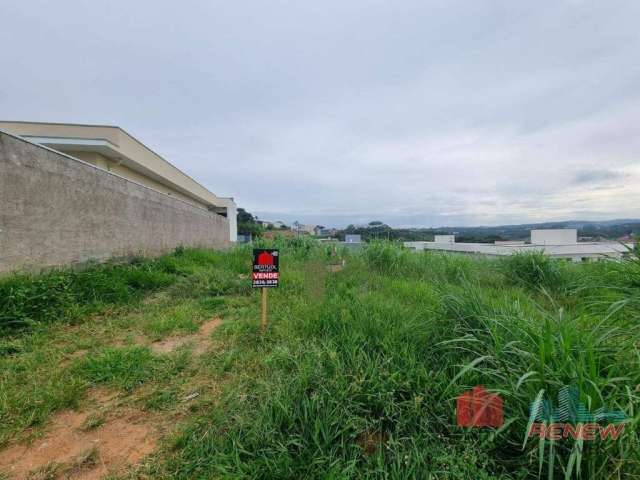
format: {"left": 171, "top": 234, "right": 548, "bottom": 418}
{"left": 501, "top": 251, "right": 566, "bottom": 291}
{"left": 1, "top": 241, "right": 638, "bottom": 478}
{"left": 337, "top": 220, "right": 640, "bottom": 243}
{"left": 0, "top": 247, "right": 253, "bottom": 335}
{"left": 237, "top": 207, "right": 264, "bottom": 238}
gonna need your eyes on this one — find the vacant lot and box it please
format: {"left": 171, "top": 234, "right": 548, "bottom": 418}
{"left": 1, "top": 240, "right": 639, "bottom": 479}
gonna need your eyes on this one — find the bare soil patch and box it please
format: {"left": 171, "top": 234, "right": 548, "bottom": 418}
{"left": 111, "top": 334, "right": 147, "bottom": 349}
{"left": 355, "top": 430, "right": 388, "bottom": 455}
{"left": 150, "top": 317, "right": 222, "bottom": 355}
{"left": 0, "top": 409, "right": 156, "bottom": 480}
{"left": 199, "top": 317, "right": 222, "bottom": 336}
{"left": 150, "top": 336, "right": 190, "bottom": 354}
{"left": 59, "top": 349, "right": 88, "bottom": 368}
{"left": 86, "top": 387, "right": 119, "bottom": 407}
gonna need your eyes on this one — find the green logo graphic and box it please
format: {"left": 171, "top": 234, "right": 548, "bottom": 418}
{"left": 529, "top": 385, "right": 627, "bottom": 424}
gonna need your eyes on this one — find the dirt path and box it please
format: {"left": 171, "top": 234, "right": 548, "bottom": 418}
{"left": 150, "top": 317, "right": 223, "bottom": 354}
{"left": 1, "top": 317, "right": 224, "bottom": 479}
{"left": 0, "top": 406, "right": 157, "bottom": 480}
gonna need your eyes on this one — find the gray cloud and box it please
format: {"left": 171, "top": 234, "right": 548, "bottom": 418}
{"left": 2, "top": 0, "right": 640, "bottom": 227}
{"left": 572, "top": 169, "right": 625, "bottom": 185}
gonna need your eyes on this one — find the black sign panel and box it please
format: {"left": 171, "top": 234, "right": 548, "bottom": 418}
{"left": 252, "top": 249, "right": 279, "bottom": 288}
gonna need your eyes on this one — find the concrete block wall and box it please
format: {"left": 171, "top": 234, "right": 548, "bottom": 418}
{"left": 0, "top": 131, "right": 230, "bottom": 274}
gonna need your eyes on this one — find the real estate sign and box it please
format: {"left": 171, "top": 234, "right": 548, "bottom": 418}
{"left": 252, "top": 249, "right": 280, "bottom": 288}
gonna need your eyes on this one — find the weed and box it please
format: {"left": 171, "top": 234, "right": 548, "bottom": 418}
{"left": 26, "top": 462, "right": 61, "bottom": 480}
{"left": 81, "top": 412, "right": 107, "bottom": 431}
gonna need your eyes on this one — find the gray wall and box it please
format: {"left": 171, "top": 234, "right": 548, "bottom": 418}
{"left": 0, "top": 131, "right": 230, "bottom": 274}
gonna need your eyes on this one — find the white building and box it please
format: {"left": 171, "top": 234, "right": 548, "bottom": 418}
{"left": 405, "top": 229, "right": 631, "bottom": 262}
{"left": 345, "top": 234, "right": 362, "bottom": 243}
{"left": 530, "top": 229, "right": 577, "bottom": 245}
{"left": 434, "top": 234, "right": 456, "bottom": 243}
{"left": 289, "top": 222, "right": 317, "bottom": 235}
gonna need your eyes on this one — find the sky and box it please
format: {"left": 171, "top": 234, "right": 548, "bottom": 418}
{"left": 2, "top": 0, "right": 640, "bottom": 228}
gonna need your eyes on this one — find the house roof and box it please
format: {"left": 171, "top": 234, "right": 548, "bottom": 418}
{"left": 0, "top": 120, "right": 232, "bottom": 210}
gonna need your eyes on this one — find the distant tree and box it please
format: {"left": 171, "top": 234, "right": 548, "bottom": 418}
{"left": 237, "top": 208, "right": 256, "bottom": 224}
{"left": 237, "top": 208, "right": 264, "bottom": 237}
{"left": 333, "top": 220, "right": 640, "bottom": 244}
{"left": 335, "top": 221, "right": 393, "bottom": 241}
{"left": 456, "top": 234, "right": 504, "bottom": 244}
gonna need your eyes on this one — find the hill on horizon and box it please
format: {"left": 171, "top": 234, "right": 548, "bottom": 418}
{"left": 341, "top": 218, "right": 640, "bottom": 243}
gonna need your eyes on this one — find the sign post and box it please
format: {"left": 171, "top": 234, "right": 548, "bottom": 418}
{"left": 261, "top": 288, "right": 268, "bottom": 329}
{"left": 252, "top": 249, "right": 279, "bottom": 330}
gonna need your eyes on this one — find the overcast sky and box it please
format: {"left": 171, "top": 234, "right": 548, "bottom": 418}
{"left": 2, "top": 1, "right": 640, "bottom": 227}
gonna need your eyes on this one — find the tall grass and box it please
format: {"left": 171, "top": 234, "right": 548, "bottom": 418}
{"left": 500, "top": 252, "right": 567, "bottom": 291}
{"left": 2, "top": 240, "right": 638, "bottom": 478}
{"left": 158, "top": 241, "right": 639, "bottom": 479}
{"left": 0, "top": 247, "right": 241, "bottom": 334}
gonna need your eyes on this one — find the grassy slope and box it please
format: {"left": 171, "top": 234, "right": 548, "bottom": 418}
{"left": 1, "top": 241, "right": 639, "bottom": 479}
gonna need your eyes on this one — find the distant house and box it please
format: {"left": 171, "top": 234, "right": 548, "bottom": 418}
{"left": 237, "top": 234, "right": 252, "bottom": 244}
{"left": 291, "top": 222, "right": 315, "bottom": 235}
{"left": 259, "top": 220, "right": 287, "bottom": 230}
{"left": 434, "top": 235, "right": 455, "bottom": 243}
{"left": 314, "top": 226, "right": 336, "bottom": 237}
{"left": 345, "top": 234, "right": 362, "bottom": 243}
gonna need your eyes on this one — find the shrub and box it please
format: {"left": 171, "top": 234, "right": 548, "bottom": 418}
{"left": 501, "top": 251, "right": 564, "bottom": 291}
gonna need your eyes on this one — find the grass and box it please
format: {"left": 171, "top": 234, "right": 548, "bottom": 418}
{"left": 77, "top": 346, "right": 165, "bottom": 391}
{"left": 0, "top": 247, "right": 247, "bottom": 334}
{"left": 1, "top": 240, "right": 639, "bottom": 478}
